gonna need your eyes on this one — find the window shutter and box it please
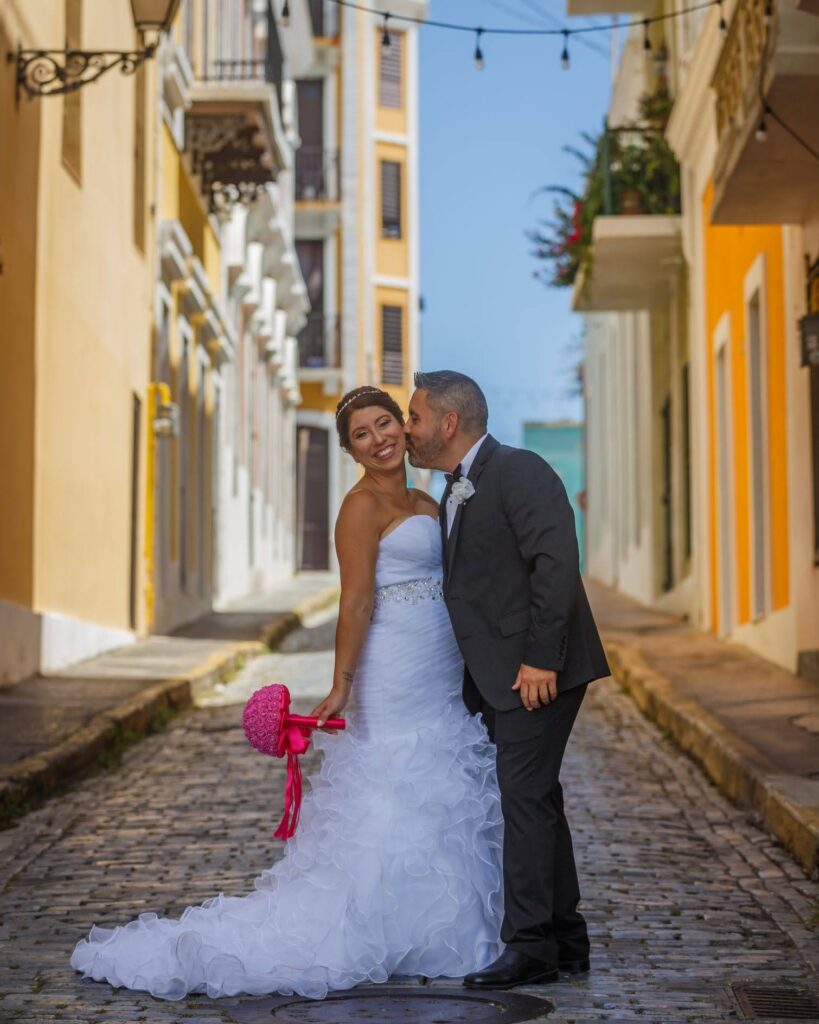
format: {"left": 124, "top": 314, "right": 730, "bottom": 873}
{"left": 381, "top": 161, "right": 402, "bottom": 239}
{"left": 379, "top": 32, "right": 403, "bottom": 108}
{"left": 381, "top": 306, "right": 404, "bottom": 385}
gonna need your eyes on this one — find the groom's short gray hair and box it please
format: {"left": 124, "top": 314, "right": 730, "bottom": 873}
{"left": 413, "top": 370, "right": 488, "bottom": 434}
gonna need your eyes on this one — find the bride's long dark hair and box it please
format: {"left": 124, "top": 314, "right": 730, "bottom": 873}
{"left": 335, "top": 386, "right": 404, "bottom": 450}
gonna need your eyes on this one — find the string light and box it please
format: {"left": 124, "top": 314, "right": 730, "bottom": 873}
{"left": 718, "top": 0, "right": 728, "bottom": 37}
{"left": 755, "top": 114, "right": 767, "bottom": 142}
{"left": 560, "top": 30, "right": 570, "bottom": 70}
{"left": 328, "top": 0, "right": 722, "bottom": 41}
{"left": 313, "top": 0, "right": 819, "bottom": 165}
{"left": 281, "top": 0, "right": 290, "bottom": 26}
{"left": 474, "top": 28, "right": 485, "bottom": 70}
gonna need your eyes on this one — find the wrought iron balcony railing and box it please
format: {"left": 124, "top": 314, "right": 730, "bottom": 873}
{"left": 295, "top": 147, "right": 341, "bottom": 202}
{"left": 298, "top": 313, "right": 341, "bottom": 368}
{"left": 192, "top": 1, "right": 284, "bottom": 119}
{"left": 597, "top": 125, "right": 681, "bottom": 217}
{"left": 713, "top": 0, "right": 772, "bottom": 140}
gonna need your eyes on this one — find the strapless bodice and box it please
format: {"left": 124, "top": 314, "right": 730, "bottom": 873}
{"left": 374, "top": 515, "right": 443, "bottom": 590}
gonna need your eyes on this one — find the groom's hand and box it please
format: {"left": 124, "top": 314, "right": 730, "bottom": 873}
{"left": 512, "top": 664, "right": 558, "bottom": 710}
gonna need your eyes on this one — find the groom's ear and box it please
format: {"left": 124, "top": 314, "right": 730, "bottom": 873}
{"left": 442, "top": 411, "right": 459, "bottom": 439}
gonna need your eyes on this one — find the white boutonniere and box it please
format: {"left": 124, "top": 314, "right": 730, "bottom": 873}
{"left": 451, "top": 478, "right": 476, "bottom": 505}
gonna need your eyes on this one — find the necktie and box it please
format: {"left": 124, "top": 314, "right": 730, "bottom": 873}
{"left": 444, "top": 464, "right": 463, "bottom": 487}
{"left": 441, "top": 463, "right": 463, "bottom": 552}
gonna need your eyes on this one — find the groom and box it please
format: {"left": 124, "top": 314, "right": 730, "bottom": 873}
{"left": 406, "top": 370, "right": 610, "bottom": 990}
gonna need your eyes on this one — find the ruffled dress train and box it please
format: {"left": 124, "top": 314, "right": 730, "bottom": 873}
{"left": 71, "top": 516, "right": 504, "bottom": 1000}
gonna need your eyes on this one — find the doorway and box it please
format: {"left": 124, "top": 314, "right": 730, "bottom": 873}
{"left": 296, "top": 426, "right": 330, "bottom": 570}
{"left": 715, "top": 337, "right": 734, "bottom": 635}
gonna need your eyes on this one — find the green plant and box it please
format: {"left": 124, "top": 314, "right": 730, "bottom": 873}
{"left": 529, "top": 87, "right": 681, "bottom": 288}
{"left": 528, "top": 130, "right": 604, "bottom": 289}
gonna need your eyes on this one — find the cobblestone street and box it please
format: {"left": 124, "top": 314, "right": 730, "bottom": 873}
{"left": 0, "top": 615, "right": 816, "bottom": 1023}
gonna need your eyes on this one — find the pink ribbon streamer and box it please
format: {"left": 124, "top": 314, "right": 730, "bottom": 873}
{"left": 274, "top": 723, "right": 311, "bottom": 841}
{"left": 272, "top": 716, "right": 345, "bottom": 841}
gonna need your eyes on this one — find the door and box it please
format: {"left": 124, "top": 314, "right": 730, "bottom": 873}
{"left": 129, "top": 395, "right": 142, "bottom": 630}
{"left": 715, "top": 345, "right": 734, "bottom": 634}
{"left": 296, "top": 426, "right": 330, "bottom": 570}
{"left": 660, "top": 395, "right": 673, "bottom": 592}
{"left": 296, "top": 240, "right": 326, "bottom": 366}
{"left": 295, "top": 79, "right": 324, "bottom": 198}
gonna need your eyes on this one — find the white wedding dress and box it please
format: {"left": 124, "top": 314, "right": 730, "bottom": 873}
{"left": 71, "top": 515, "right": 504, "bottom": 1000}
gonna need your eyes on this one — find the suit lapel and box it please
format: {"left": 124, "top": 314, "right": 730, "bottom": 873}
{"left": 445, "top": 435, "right": 499, "bottom": 576}
{"left": 438, "top": 498, "right": 449, "bottom": 580}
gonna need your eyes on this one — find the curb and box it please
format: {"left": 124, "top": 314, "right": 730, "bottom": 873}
{"left": 0, "top": 641, "right": 261, "bottom": 826}
{"left": 260, "top": 583, "right": 340, "bottom": 651}
{"left": 606, "top": 639, "right": 819, "bottom": 878}
{"left": 0, "top": 582, "right": 340, "bottom": 825}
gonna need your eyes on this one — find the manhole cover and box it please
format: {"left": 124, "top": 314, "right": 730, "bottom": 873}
{"left": 226, "top": 986, "right": 554, "bottom": 1023}
{"left": 731, "top": 984, "right": 819, "bottom": 1020}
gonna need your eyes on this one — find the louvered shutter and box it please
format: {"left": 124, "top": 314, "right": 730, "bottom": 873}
{"left": 381, "top": 306, "right": 404, "bottom": 385}
{"left": 379, "top": 32, "right": 403, "bottom": 108}
{"left": 381, "top": 161, "right": 402, "bottom": 239}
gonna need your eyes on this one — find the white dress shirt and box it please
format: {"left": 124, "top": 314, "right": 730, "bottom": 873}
{"left": 446, "top": 433, "right": 488, "bottom": 537}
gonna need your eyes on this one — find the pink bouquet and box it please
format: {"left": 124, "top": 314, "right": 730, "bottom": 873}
{"left": 243, "top": 683, "right": 345, "bottom": 840}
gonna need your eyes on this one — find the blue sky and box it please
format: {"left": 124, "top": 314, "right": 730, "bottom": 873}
{"left": 418, "top": 0, "right": 614, "bottom": 446}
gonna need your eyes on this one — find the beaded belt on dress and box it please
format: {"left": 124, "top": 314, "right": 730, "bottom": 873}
{"left": 372, "top": 576, "right": 444, "bottom": 609}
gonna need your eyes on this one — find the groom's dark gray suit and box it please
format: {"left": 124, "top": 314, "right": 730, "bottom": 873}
{"left": 439, "top": 434, "right": 609, "bottom": 966}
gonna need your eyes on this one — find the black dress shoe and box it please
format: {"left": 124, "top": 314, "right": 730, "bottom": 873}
{"left": 463, "top": 950, "right": 559, "bottom": 990}
{"left": 559, "top": 957, "right": 590, "bottom": 975}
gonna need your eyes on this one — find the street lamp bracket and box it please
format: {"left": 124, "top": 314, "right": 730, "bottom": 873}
{"left": 9, "top": 0, "right": 180, "bottom": 101}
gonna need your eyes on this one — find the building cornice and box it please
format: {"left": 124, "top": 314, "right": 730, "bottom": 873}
{"left": 666, "top": 10, "right": 723, "bottom": 167}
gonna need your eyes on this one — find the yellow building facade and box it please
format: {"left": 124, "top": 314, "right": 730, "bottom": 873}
{"left": 574, "top": 0, "right": 819, "bottom": 677}
{"left": 0, "top": 1, "right": 156, "bottom": 681}
{"left": 668, "top": 0, "right": 819, "bottom": 673}
{"left": 0, "top": 0, "right": 311, "bottom": 679}
{"left": 293, "top": 0, "right": 425, "bottom": 570}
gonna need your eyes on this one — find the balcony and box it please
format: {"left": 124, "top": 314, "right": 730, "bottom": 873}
{"left": 295, "top": 147, "right": 340, "bottom": 201}
{"left": 185, "top": 1, "right": 290, "bottom": 213}
{"left": 541, "top": 118, "right": 683, "bottom": 312}
{"left": 295, "top": 147, "right": 341, "bottom": 237}
{"left": 711, "top": 0, "right": 819, "bottom": 224}
{"left": 298, "top": 313, "right": 341, "bottom": 370}
{"left": 572, "top": 215, "right": 683, "bottom": 312}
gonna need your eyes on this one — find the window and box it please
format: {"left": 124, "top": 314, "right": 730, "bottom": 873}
{"left": 379, "top": 31, "right": 402, "bottom": 108}
{"left": 309, "top": 0, "right": 325, "bottom": 35}
{"left": 62, "top": 0, "right": 83, "bottom": 180}
{"left": 747, "top": 286, "right": 769, "bottom": 619}
{"left": 381, "top": 305, "right": 403, "bottom": 385}
{"left": 682, "top": 362, "right": 692, "bottom": 560}
{"left": 714, "top": 314, "right": 734, "bottom": 635}
{"left": 381, "top": 160, "right": 402, "bottom": 239}
{"left": 183, "top": 0, "right": 195, "bottom": 61}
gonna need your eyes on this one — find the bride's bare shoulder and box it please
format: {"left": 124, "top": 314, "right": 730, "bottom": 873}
{"left": 411, "top": 489, "right": 439, "bottom": 514}
{"left": 336, "top": 488, "right": 382, "bottom": 537}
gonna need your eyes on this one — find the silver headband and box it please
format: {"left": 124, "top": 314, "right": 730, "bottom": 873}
{"left": 335, "top": 388, "right": 386, "bottom": 419}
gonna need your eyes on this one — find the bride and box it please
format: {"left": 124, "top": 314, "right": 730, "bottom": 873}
{"left": 71, "top": 385, "right": 504, "bottom": 1001}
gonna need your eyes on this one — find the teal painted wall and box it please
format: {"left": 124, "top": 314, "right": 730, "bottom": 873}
{"left": 523, "top": 422, "right": 586, "bottom": 574}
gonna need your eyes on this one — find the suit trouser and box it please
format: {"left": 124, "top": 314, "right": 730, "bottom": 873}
{"left": 477, "top": 681, "right": 589, "bottom": 966}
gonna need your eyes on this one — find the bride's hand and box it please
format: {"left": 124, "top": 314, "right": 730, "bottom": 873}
{"left": 311, "top": 685, "right": 350, "bottom": 727}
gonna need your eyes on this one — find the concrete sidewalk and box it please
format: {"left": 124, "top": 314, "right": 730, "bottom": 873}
{"left": 0, "top": 572, "right": 339, "bottom": 824}
{"left": 588, "top": 579, "right": 819, "bottom": 876}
